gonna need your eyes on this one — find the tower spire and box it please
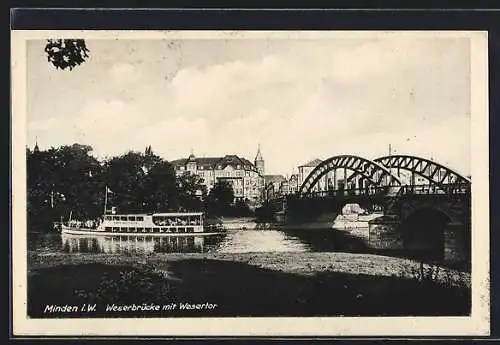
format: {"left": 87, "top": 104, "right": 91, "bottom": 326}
{"left": 254, "top": 143, "right": 264, "bottom": 175}
{"left": 34, "top": 137, "right": 39, "bottom": 153}
{"left": 255, "top": 143, "right": 263, "bottom": 161}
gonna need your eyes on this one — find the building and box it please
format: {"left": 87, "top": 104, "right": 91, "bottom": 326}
{"left": 262, "top": 174, "right": 286, "bottom": 200}
{"left": 171, "top": 150, "right": 265, "bottom": 204}
{"left": 297, "top": 158, "right": 329, "bottom": 192}
{"left": 288, "top": 174, "right": 299, "bottom": 194}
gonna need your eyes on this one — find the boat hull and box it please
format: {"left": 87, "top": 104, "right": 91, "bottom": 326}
{"left": 61, "top": 226, "right": 224, "bottom": 237}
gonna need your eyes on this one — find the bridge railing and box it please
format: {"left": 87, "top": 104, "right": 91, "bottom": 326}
{"left": 301, "top": 186, "right": 390, "bottom": 199}
{"left": 399, "top": 183, "right": 471, "bottom": 195}
{"left": 279, "top": 183, "right": 470, "bottom": 201}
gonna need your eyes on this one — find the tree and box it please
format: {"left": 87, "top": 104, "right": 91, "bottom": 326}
{"left": 45, "top": 39, "right": 90, "bottom": 70}
{"left": 205, "top": 180, "right": 234, "bottom": 216}
{"left": 27, "top": 144, "right": 104, "bottom": 231}
{"left": 176, "top": 172, "right": 207, "bottom": 212}
{"left": 104, "top": 151, "right": 150, "bottom": 213}
{"left": 103, "top": 147, "right": 178, "bottom": 213}
{"left": 143, "top": 161, "right": 177, "bottom": 213}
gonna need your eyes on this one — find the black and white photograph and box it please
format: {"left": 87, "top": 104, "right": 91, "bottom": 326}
{"left": 11, "top": 30, "right": 489, "bottom": 336}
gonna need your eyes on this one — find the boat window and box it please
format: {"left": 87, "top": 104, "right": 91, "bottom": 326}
{"left": 112, "top": 216, "right": 119, "bottom": 221}
{"left": 137, "top": 216, "right": 144, "bottom": 221}
{"left": 128, "top": 216, "right": 136, "bottom": 221}
{"left": 145, "top": 228, "right": 152, "bottom": 232}
{"left": 137, "top": 227, "right": 144, "bottom": 232}
{"left": 112, "top": 227, "right": 119, "bottom": 232}
{"left": 120, "top": 216, "right": 127, "bottom": 221}
{"left": 105, "top": 227, "right": 111, "bottom": 231}
{"left": 105, "top": 216, "right": 112, "bottom": 221}
{"left": 161, "top": 228, "right": 168, "bottom": 232}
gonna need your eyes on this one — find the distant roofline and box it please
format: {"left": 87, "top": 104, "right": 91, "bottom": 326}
{"left": 170, "top": 154, "right": 259, "bottom": 172}
{"left": 298, "top": 158, "right": 323, "bottom": 168}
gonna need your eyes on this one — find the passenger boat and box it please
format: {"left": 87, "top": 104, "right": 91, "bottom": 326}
{"left": 60, "top": 186, "right": 225, "bottom": 236}
{"left": 61, "top": 212, "right": 225, "bottom": 236}
{"left": 60, "top": 185, "right": 226, "bottom": 236}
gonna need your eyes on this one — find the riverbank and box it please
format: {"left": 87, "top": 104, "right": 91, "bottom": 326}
{"left": 27, "top": 251, "right": 471, "bottom": 317}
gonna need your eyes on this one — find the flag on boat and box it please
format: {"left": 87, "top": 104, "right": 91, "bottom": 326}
{"left": 106, "top": 186, "right": 114, "bottom": 194}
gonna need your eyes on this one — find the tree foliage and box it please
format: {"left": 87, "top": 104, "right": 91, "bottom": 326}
{"left": 27, "top": 144, "right": 103, "bottom": 231}
{"left": 176, "top": 173, "right": 207, "bottom": 212}
{"left": 29, "top": 145, "right": 185, "bottom": 231}
{"left": 44, "top": 39, "right": 90, "bottom": 70}
{"left": 205, "top": 180, "right": 235, "bottom": 216}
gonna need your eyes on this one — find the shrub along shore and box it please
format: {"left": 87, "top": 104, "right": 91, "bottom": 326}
{"left": 27, "top": 251, "right": 471, "bottom": 318}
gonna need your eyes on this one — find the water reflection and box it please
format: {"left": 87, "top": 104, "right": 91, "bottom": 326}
{"left": 61, "top": 233, "right": 223, "bottom": 254}
{"left": 31, "top": 227, "right": 366, "bottom": 255}
{"left": 59, "top": 230, "right": 310, "bottom": 254}
{"left": 214, "top": 230, "right": 309, "bottom": 253}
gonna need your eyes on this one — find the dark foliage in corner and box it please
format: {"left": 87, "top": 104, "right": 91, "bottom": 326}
{"left": 45, "top": 39, "right": 90, "bottom": 70}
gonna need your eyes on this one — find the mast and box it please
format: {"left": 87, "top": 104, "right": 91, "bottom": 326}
{"left": 104, "top": 185, "right": 108, "bottom": 215}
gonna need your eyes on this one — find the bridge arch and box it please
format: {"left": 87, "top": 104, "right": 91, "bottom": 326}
{"left": 298, "top": 155, "right": 403, "bottom": 195}
{"left": 401, "top": 206, "right": 450, "bottom": 261}
{"left": 374, "top": 155, "right": 471, "bottom": 190}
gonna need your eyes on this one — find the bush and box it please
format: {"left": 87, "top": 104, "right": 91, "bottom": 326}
{"left": 74, "top": 266, "right": 170, "bottom": 304}
{"left": 398, "top": 260, "right": 471, "bottom": 289}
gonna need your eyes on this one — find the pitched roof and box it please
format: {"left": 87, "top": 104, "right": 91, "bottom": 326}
{"left": 171, "top": 155, "right": 259, "bottom": 172}
{"left": 299, "top": 158, "right": 323, "bottom": 167}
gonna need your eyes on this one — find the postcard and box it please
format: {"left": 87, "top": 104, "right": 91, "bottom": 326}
{"left": 11, "top": 30, "right": 490, "bottom": 337}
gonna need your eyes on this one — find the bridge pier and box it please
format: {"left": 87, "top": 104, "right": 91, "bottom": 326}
{"left": 443, "top": 222, "right": 468, "bottom": 263}
{"left": 368, "top": 215, "right": 403, "bottom": 250}
{"left": 368, "top": 215, "right": 469, "bottom": 264}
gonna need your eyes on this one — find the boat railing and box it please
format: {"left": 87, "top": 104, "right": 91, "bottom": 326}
{"left": 66, "top": 219, "right": 102, "bottom": 229}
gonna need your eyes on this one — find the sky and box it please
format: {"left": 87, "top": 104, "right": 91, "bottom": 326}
{"left": 27, "top": 34, "right": 472, "bottom": 176}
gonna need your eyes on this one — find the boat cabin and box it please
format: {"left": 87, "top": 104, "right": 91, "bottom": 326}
{"left": 100, "top": 212, "right": 204, "bottom": 234}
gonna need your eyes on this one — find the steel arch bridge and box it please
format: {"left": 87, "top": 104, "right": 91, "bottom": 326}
{"left": 374, "top": 155, "right": 471, "bottom": 188}
{"left": 298, "top": 155, "right": 403, "bottom": 195}
{"left": 297, "top": 154, "right": 470, "bottom": 196}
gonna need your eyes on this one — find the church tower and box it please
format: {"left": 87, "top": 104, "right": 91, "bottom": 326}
{"left": 254, "top": 144, "right": 264, "bottom": 175}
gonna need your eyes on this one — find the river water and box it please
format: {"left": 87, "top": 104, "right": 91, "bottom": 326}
{"left": 28, "top": 226, "right": 371, "bottom": 255}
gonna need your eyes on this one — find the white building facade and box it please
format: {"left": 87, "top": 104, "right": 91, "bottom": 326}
{"left": 171, "top": 153, "right": 265, "bottom": 204}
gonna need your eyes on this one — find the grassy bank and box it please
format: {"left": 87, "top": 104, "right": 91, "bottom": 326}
{"left": 27, "top": 251, "right": 470, "bottom": 318}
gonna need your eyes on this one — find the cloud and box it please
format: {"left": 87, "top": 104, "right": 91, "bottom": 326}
{"left": 28, "top": 37, "right": 472, "bottom": 175}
